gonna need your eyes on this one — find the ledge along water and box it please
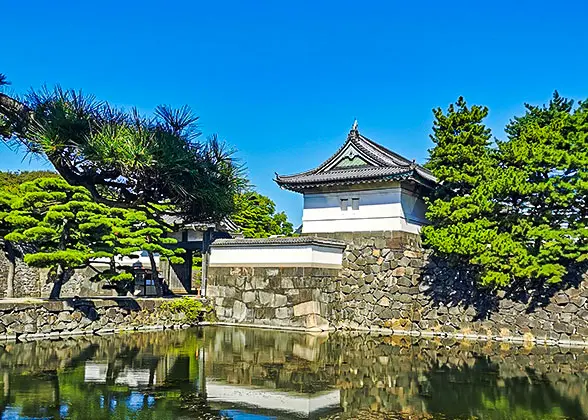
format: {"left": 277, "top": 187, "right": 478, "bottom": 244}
{"left": 0, "top": 325, "right": 587, "bottom": 420}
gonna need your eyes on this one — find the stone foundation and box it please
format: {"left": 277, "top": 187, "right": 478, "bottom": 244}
{"left": 326, "top": 231, "right": 588, "bottom": 346}
{"left": 0, "top": 297, "right": 207, "bottom": 341}
{"left": 210, "top": 231, "right": 588, "bottom": 346}
{"left": 207, "top": 266, "right": 340, "bottom": 330}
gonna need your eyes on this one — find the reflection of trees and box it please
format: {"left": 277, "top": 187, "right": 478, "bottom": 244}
{"left": 0, "top": 328, "right": 588, "bottom": 419}
{"left": 326, "top": 335, "right": 588, "bottom": 419}
{"left": 421, "top": 358, "right": 583, "bottom": 419}
{"left": 0, "top": 329, "right": 214, "bottom": 419}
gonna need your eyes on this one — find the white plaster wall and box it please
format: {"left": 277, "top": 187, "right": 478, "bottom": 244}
{"left": 205, "top": 382, "right": 340, "bottom": 416}
{"left": 301, "top": 186, "right": 427, "bottom": 234}
{"left": 168, "top": 230, "right": 203, "bottom": 242}
{"left": 209, "top": 244, "right": 343, "bottom": 268}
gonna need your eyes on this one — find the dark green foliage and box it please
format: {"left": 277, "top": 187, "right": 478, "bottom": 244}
{"left": 107, "top": 207, "right": 185, "bottom": 286}
{"left": 0, "top": 170, "right": 60, "bottom": 192}
{"left": 5, "top": 178, "right": 114, "bottom": 298}
{"left": 3, "top": 178, "right": 184, "bottom": 297}
{"left": 422, "top": 97, "right": 498, "bottom": 281}
{"left": 424, "top": 94, "right": 588, "bottom": 288}
{"left": 0, "top": 83, "right": 247, "bottom": 223}
{"left": 488, "top": 93, "right": 588, "bottom": 283}
{"left": 232, "top": 191, "right": 294, "bottom": 238}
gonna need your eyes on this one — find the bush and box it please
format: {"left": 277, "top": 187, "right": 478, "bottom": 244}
{"left": 159, "top": 297, "right": 214, "bottom": 323}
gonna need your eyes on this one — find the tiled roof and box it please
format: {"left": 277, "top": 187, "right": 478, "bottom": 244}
{"left": 162, "top": 215, "right": 241, "bottom": 234}
{"left": 211, "top": 236, "right": 347, "bottom": 248}
{"left": 274, "top": 125, "right": 436, "bottom": 192}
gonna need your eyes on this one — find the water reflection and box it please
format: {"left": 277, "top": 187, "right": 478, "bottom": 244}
{"left": 0, "top": 327, "right": 586, "bottom": 419}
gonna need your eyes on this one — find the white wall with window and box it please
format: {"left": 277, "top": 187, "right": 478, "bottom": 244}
{"left": 301, "top": 184, "right": 427, "bottom": 234}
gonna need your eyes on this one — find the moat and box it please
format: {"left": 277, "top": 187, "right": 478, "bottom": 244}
{"left": 0, "top": 326, "right": 586, "bottom": 419}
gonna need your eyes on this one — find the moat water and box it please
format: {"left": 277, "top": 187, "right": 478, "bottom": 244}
{"left": 0, "top": 326, "right": 586, "bottom": 419}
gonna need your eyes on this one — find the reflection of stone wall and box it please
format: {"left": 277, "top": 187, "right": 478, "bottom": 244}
{"left": 324, "top": 334, "right": 588, "bottom": 418}
{"left": 207, "top": 267, "right": 340, "bottom": 330}
{"left": 201, "top": 327, "right": 588, "bottom": 419}
{"left": 1, "top": 325, "right": 588, "bottom": 419}
{"left": 0, "top": 297, "right": 204, "bottom": 341}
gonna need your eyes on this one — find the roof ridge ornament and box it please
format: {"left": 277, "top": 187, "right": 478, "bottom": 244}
{"left": 348, "top": 119, "right": 359, "bottom": 140}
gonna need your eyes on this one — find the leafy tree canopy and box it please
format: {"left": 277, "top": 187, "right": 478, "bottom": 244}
{"left": 5, "top": 178, "right": 114, "bottom": 298}
{"left": 0, "top": 78, "right": 247, "bottom": 224}
{"left": 423, "top": 93, "right": 588, "bottom": 289}
{"left": 0, "top": 170, "right": 60, "bottom": 192}
{"left": 232, "top": 191, "right": 294, "bottom": 238}
{"left": 3, "top": 177, "right": 184, "bottom": 297}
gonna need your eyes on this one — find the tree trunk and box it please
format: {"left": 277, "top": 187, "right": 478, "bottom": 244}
{"left": 49, "top": 266, "right": 66, "bottom": 300}
{"left": 148, "top": 251, "right": 162, "bottom": 296}
{"left": 4, "top": 241, "right": 15, "bottom": 298}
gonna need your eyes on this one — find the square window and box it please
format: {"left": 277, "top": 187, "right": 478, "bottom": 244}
{"left": 340, "top": 198, "right": 348, "bottom": 211}
{"left": 352, "top": 198, "right": 360, "bottom": 210}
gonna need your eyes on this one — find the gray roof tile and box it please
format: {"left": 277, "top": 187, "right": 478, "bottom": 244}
{"left": 275, "top": 126, "right": 436, "bottom": 192}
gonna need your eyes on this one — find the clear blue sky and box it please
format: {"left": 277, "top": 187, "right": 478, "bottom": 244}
{"left": 2, "top": 0, "right": 587, "bottom": 225}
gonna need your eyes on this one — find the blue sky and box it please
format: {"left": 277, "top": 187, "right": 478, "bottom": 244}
{"left": 2, "top": 0, "right": 587, "bottom": 225}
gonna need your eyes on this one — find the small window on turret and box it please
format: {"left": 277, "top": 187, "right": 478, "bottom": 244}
{"left": 340, "top": 198, "right": 348, "bottom": 211}
{"left": 352, "top": 198, "right": 360, "bottom": 210}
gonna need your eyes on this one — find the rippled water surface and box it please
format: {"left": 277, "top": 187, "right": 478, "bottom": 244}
{"left": 0, "top": 326, "right": 587, "bottom": 419}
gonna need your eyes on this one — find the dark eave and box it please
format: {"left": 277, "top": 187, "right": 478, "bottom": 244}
{"left": 274, "top": 123, "right": 436, "bottom": 193}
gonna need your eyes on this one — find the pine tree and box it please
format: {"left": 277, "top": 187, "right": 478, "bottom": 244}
{"left": 425, "top": 93, "right": 588, "bottom": 288}
{"left": 232, "top": 191, "right": 294, "bottom": 238}
{"left": 108, "top": 208, "right": 185, "bottom": 295}
{"left": 4, "top": 178, "right": 115, "bottom": 299}
{"left": 0, "top": 82, "right": 247, "bottom": 224}
{"left": 569, "top": 100, "right": 588, "bottom": 262}
{"left": 422, "top": 97, "right": 497, "bottom": 275}
{"left": 487, "top": 92, "right": 587, "bottom": 284}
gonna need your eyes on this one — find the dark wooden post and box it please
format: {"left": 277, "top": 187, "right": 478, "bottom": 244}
{"left": 200, "top": 227, "right": 214, "bottom": 297}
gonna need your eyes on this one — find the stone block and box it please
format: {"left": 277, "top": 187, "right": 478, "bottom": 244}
{"left": 403, "top": 250, "right": 420, "bottom": 258}
{"left": 303, "top": 313, "right": 330, "bottom": 330}
{"left": 276, "top": 307, "right": 292, "bottom": 319}
{"left": 232, "top": 300, "right": 247, "bottom": 322}
{"left": 293, "top": 301, "right": 321, "bottom": 317}
{"left": 281, "top": 278, "right": 294, "bottom": 289}
{"left": 275, "top": 294, "right": 288, "bottom": 307}
{"left": 258, "top": 291, "right": 274, "bottom": 306}
{"left": 243, "top": 291, "right": 256, "bottom": 303}
{"left": 391, "top": 267, "right": 406, "bottom": 277}
{"left": 253, "top": 277, "right": 269, "bottom": 289}
{"left": 398, "top": 257, "right": 411, "bottom": 267}
{"left": 378, "top": 296, "right": 391, "bottom": 307}
{"left": 397, "top": 277, "right": 411, "bottom": 287}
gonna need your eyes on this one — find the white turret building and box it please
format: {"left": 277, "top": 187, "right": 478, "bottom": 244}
{"left": 275, "top": 122, "right": 436, "bottom": 235}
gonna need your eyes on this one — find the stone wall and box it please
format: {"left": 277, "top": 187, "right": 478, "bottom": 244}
{"left": 209, "top": 231, "right": 588, "bottom": 346}
{"left": 320, "top": 231, "right": 588, "bottom": 346}
{"left": 207, "top": 266, "right": 340, "bottom": 330}
{"left": 0, "top": 297, "right": 207, "bottom": 341}
{"left": 0, "top": 247, "right": 118, "bottom": 298}
{"left": 0, "top": 244, "right": 43, "bottom": 297}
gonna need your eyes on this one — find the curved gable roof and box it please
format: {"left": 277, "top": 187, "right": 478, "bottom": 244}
{"left": 275, "top": 124, "right": 436, "bottom": 193}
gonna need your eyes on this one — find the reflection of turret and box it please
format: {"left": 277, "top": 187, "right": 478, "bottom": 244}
{"left": 2, "top": 327, "right": 588, "bottom": 418}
